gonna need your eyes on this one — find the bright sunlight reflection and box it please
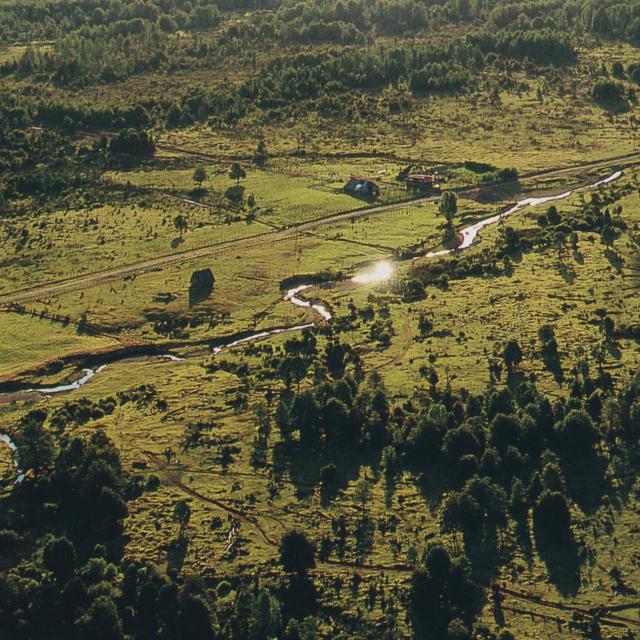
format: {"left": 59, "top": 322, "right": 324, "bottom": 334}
{"left": 352, "top": 260, "right": 394, "bottom": 284}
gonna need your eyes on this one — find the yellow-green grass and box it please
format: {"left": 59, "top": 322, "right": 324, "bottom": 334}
{"left": 152, "top": 42, "right": 640, "bottom": 175}
{"left": 0, "top": 163, "right": 421, "bottom": 295}
{"left": 1, "top": 317, "right": 638, "bottom": 639}
{"left": 13, "top": 172, "right": 639, "bottom": 363}
{"left": 326, "top": 182, "right": 640, "bottom": 397}
{"left": 107, "top": 164, "right": 406, "bottom": 223}
{"left": 0, "top": 312, "right": 118, "bottom": 377}
{"left": 1, "top": 176, "right": 639, "bottom": 635}
{"left": 14, "top": 195, "right": 453, "bottom": 343}
{"left": 0, "top": 197, "right": 257, "bottom": 294}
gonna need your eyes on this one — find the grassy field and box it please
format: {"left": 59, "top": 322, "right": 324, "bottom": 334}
{"left": 0, "top": 311, "right": 118, "bottom": 378}
{"left": 3, "top": 31, "right": 640, "bottom": 639}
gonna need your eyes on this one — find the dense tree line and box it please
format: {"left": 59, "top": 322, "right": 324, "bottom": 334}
{"left": 0, "top": 122, "right": 99, "bottom": 206}
{"left": 7, "top": 25, "right": 222, "bottom": 87}
{"left": 0, "top": 0, "right": 222, "bottom": 42}
{"left": 469, "top": 28, "right": 574, "bottom": 64}
{"left": 243, "top": 43, "right": 482, "bottom": 106}
{"left": 232, "top": 0, "right": 640, "bottom": 47}
{"left": 0, "top": 94, "right": 156, "bottom": 212}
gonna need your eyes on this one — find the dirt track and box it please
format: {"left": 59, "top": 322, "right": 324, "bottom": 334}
{"left": 1, "top": 151, "right": 638, "bottom": 308}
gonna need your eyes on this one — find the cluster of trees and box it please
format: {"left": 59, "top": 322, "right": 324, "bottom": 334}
{"left": 107, "top": 128, "right": 155, "bottom": 156}
{"left": 5, "top": 0, "right": 640, "bottom": 50}
{"left": 469, "top": 28, "right": 574, "bottom": 64}
{"left": 409, "top": 545, "right": 478, "bottom": 638}
{"left": 256, "top": 313, "right": 640, "bottom": 555}
{"left": 10, "top": 26, "right": 222, "bottom": 87}
{"left": 536, "top": 193, "right": 627, "bottom": 254}
{"left": 0, "top": 0, "right": 221, "bottom": 43}
{"left": 253, "top": 0, "right": 439, "bottom": 44}
{"left": 592, "top": 78, "right": 628, "bottom": 105}
{"left": 264, "top": 329, "right": 390, "bottom": 448}
{"left": 230, "top": 0, "right": 640, "bottom": 50}
{"left": 240, "top": 43, "right": 482, "bottom": 108}
{"left": 588, "top": 1, "right": 640, "bottom": 45}
{"left": 275, "top": 369, "right": 390, "bottom": 448}
{"left": 0, "top": 100, "right": 155, "bottom": 210}
{"left": 486, "top": 0, "right": 640, "bottom": 47}
{"left": 224, "top": 314, "right": 640, "bottom": 635}
{"left": 0, "top": 122, "right": 99, "bottom": 206}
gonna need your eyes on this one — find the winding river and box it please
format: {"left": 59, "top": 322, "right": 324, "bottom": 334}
{"left": 423, "top": 169, "right": 622, "bottom": 259}
{"left": 0, "top": 169, "right": 623, "bottom": 481}
{"left": 0, "top": 434, "right": 25, "bottom": 484}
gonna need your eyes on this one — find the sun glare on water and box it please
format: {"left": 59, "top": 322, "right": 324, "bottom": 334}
{"left": 352, "top": 260, "right": 393, "bottom": 284}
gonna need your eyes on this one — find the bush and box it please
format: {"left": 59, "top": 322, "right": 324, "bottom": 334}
{"left": 592, "top": 80, "right": 626, "bottom": 104}
{"left": 225, "top": 185, "right": 245, "bottom": 202}
{"left": 145, "top": 474, "right": 160, "bottom": 491}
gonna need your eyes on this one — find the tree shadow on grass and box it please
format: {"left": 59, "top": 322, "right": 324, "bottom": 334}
{"left": 534, "top": 525, "right": 581, "bottom": 597}
{"left": 384, "top": 473, "right": 396, "bottom": 509}
{"left": 605, "top": 341, "right": 622, "bottom": 361}
{"left": 463, "top": 525, "right": 506, "bottom": 584}
{"left": 189, "top": 187, "right": 207, "bottom": 200}
{"left": 166, "top": 537, "right": 188, "bottom": 575}
{"left": 189, "top": 282, "right": 214, "bottom": 307}
{"left": 279, "top": 575, "right": 318, "bottom": 621}
{"left": 558, "top": 263, "right": 577, "bottom": 285}
{"left": 562, "top": 456, "right": 611, "bottom": 516}
{"left": 604, "top": 248, "right": 625, "bottom": 272}
{"left": 506, "top": 370, "right": 526, "bottom": 393}
{"left": 273, "top": 440, "right": 377, "bottom": 502}
{"left": 472, "top": 180, "right": 522, "bottom": 204}
{"left": 542, "top": 356, "right": 564, "bottom": 385}
{"left": 514, "top": 518, "right": 534, "bottom": 566}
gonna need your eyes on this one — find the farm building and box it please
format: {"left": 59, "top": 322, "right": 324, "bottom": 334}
{"left": 344, "top": 178, "right": 380, "bottom": 198}
{"left": 406, "top": 172, "right": 441, "bottom": 191}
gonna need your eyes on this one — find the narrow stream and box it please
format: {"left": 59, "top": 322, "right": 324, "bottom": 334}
{"left": 423, "top": 169, "right": 623, "bottom": 259}
{"left": 284, "top": 285, "right": 333, "bottom": 320}
{"left": 0, "top": 169, "right": 622, "bottom": 407}
{"left": 0, "top": 433, "right": 25, "bottom": 485}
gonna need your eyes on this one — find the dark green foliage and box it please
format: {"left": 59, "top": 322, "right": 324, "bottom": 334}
{"left": 592, "top": 79, "right": 626, "bottom": 104}
{"left": 534, "top": 490, "right": 571, "bottom": 535}
{"left": 177, "top": 593, "right": 214, "bottom": 640}
{"left": 108, "top": 128, "right": 155, "bottom": 156}
{"left": 409, "top": 545, "right": 478, "bottom": 637}
{"left": 76, "top": 596, "right": 123, "bottom": 640}
{"left": 557, "top": 409, "right": 599, "bottom": 458}
{"left": 43, "top": 536, "right": 77, "bottom": 583}
{"left": 469, "top": 29, "right": 574, "bottom": 64}
{"left": 13, "top": 409, "right": 54, "bottom": 475}
{"left": 280, "top": 530, "right": 316, "bottom": 575}
{"left": 503, "top": 339, "right": 523, "bottom": 371}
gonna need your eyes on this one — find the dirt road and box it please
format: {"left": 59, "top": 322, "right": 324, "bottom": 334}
{"left": 1, "top": 152, "right": 638, "bottom": 307}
